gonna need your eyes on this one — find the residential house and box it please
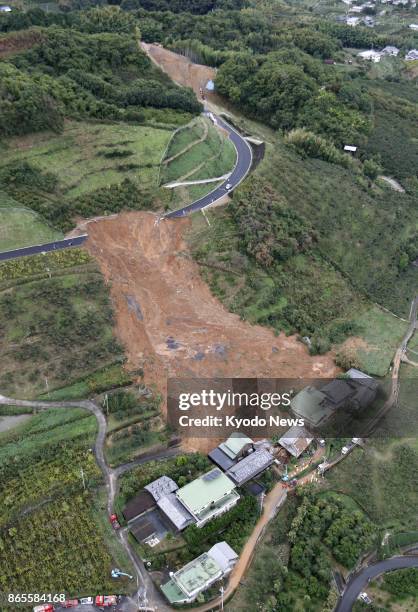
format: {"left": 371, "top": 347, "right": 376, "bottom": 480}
{"left": 278, "top": 425, "right": 314, "bottom": 458}
{"left": 176, "top": 468, "right": 240, "bottom": 528}
{"left": 405, "top": 49, "right": 418, "bottom": 61}
{"left": 161, "top": 542, "right": 238, "bottom": 604}
{"left": 226, "top": 449, "right": 274, "bottom": 486}
{"left": 358, "top": 50, "right": 381, "bottom": 62}
{"left": 381, "top": 46, "right": 400, "bottom": 56}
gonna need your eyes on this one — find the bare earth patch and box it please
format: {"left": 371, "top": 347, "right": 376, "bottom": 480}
{"left": 84, "top": 211, "right": 337, "bottom": 453}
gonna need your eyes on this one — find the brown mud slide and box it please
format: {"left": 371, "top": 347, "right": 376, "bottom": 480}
{"left": 85, "top": 211, "right": 337, "bottom": 451}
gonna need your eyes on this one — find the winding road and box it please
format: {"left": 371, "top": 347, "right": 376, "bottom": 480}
{"left": 164, "top": 112, "right": 253, "bottom": 219}
{"left": 336, "top": 555, "right": 418, "bottom": 612}
{"left": 0, "top": 234, "right": 88, "bottom": 262}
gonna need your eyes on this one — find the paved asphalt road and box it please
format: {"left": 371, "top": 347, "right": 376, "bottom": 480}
{"left": 336, "top": 555, "right": 418, "bottom": 611}
{"left": 164, "top": 112, "right": 253, "bottom": 219}
{"left": 0, "top": 234, "right": 88, "bottom": 261}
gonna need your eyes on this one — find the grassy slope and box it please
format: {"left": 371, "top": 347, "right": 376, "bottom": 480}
{"left": 257, "top": 141, "right": 417, "bottom": 316}
{"left": 1, "top": 121, "right": 173, "bottom": 197}
{"left": 0, "top": 248, "right": 124, "bottom": 398}
{"left": 0, "top": 191, "right": 62, "bottom": 251}
{"left": 160, "top": 116, "right": 236, "bottom": 209}
{"left": 327, "top": 442, "right": 418, "bottom": 531}
{"left": 0, "top": 120, "right": 175, "bottom": 250}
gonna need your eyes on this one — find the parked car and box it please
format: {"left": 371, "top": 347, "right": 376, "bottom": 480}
{"left": 358, "top": 592, "right": 372, "bottom": 604}
{"left": 62, "top": 600, "right": 79, "bottom": 608}
{"left": 109, "top": 513, "right": 120, "bottom": 530}
{"left": 33, "top": 606, "right": 54, "bottom": 612}
{"left": 341, "top": 446, "right": 350, "bottom": 455}
{"left": 80, "top": 597, "right": 94, "bottom": 605}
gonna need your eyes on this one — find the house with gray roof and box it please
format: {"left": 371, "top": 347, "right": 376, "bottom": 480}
{"left": 226, "top": 449, "right": 273, "bottom": 486}
{"left": 278, "top": 425, "right": 314, "bottom": 458}
{"left": 156, "top": 492, "right": 194, "bottom": 531}
{"left": 145, "top": 475, "right": 178, "bottom": 501}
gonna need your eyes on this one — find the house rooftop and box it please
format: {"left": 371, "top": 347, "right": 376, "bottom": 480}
{"left": 123, "top": 490, "right": 155, "bottom": 522}
{"left": 290, "top": 386, "right": 334, "bottom": 427}
{"left": 219, "top": 432, "right": 253, "bottom": 459}
{"left": 161, "top": 579, "right": 187, "bottom": 604}
{"left": 156, "top": 492, "right": 194, "bottom": 531}
{"left": 176, "top": 468, "right": 236, "bottom": 516}
{"left": 278, "top": 425, "right": 314, "bottom": 458}
{"left": 207, "top": 542, "right": 238, "bottom": 572}
{"left": 226, "top": 449, "right": 273, "bottom": 485}
{"left": 321, "top": 379, "right": 354, "bottom": 405}
{"left": 174, "top": 552, "right": 222, "bottom": 597}
{"left": 145, "top": 476, "right": 178, "bottom": 502}
{"left": 208, "top": 446, "right": 235, "bottom": 471}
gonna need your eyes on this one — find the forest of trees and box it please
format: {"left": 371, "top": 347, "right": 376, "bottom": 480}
{"left": 229, "top": 177, "right": 317, "bottom": 268}
{"left": 0, "top": 15, "right": 201, "bottom": 138}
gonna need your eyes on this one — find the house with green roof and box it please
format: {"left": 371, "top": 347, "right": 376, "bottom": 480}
{"left": 219, "top": 432, "right": 253, "bottom": 459}
{"left": 176, "top": 468, "right": 240, "bottom": 527}
{"left": 161, "top": 542, "right": 238, "bottom": 604}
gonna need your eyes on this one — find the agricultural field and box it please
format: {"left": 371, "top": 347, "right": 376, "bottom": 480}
{"left": 103, "top": 388, "right": 168, "bottom": 467}
{"left": 0, "top": 407, "right": 99, "bottom": 528}
{"left": 1, "top": 121, "right": 172, "bottom": 198}
{"left": 327, "top": 441, "right": 418, "bottom": 532}
{"left": 0, "top": 407, "right": 134, "bottom": 604}
{"left": 0, "top": 248, "right": 125, "bottom": 398}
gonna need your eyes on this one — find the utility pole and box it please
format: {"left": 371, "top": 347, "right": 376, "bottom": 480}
{"left": 103, "top": 393, "right": 109, "bottom": 416}
{"left": 220, "top": 586, "right": 224, "bottom": 611}
{"left": 45, "top": 376, "right": 50, "bottom": 397}
{"left": 80, "top": 467, "right": 86, "bottom": 491}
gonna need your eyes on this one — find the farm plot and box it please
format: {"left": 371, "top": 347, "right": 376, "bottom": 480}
{"left": 0, "top": 248, "right": 124, "bottom": 398}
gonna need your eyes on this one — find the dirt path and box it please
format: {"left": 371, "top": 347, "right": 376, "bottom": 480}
{"left": 193, "top": 483, "right": 287, "bottom": 612}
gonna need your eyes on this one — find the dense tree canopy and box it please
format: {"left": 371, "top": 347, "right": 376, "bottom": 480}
{"left": 0, "top": 25, "right": 201, "bottom": 137}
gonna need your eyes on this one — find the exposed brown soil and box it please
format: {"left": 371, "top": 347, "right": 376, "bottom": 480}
{"left": 84, "top": 212, "right": 338, "bottom": 451}
{"left": 0, "top": 30, "right": 45, "bottom": 58}
{"left": 141, "top": 42, "right": 216, "bottom": 97}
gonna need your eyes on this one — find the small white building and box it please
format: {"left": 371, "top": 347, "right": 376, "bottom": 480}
{"left": 0, "top": 5, "right": 12, "bottom": 11}
{"left": 344, "top": 145, "right": 358, "bottom": 153}
{"left": 381, "top": 46, "right": 400, "bottom": 56}
{"left": 358, "top": 50, "right": 381, "bottom": 63}
{"left": 347, "top": 16, "right": 361, "bottom": 26}
{"left": 405, "top": 49, "right": 418, "bottom": 61}
{"left": 409, "top": 24, "right": 418, "bottom": 31}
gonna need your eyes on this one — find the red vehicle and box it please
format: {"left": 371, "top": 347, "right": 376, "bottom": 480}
{"left": 33, "top": 606, "right": 54, "bottom": 612}
{"left": 95, "top": 595, "right": 118, "bottom": 607}
{"left": 109, "top": 513, "right": 120, "bottom": 530}
{"left": 62, "top": 600, "right": 79, "bottom": 608}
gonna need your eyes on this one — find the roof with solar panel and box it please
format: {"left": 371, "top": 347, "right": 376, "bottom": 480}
{"left": 176, "top": 468, "right": 237, "bottom": 515}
